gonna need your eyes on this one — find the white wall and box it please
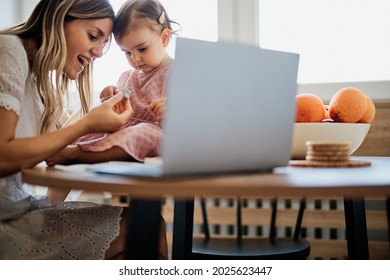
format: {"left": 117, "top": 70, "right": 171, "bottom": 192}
{"left": 0, "top": 0, "right": 17, "bottom": 29}
{"left": 0, "top": 0, "right": 38, "bottom": 29}
{"left": 225, "top": 0, "right": 390, "bottom": 101}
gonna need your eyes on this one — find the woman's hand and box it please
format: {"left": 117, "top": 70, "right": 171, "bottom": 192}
{"left": 82, "top": 91, "right": 133, "bottom": 133}
{"left": 100, "top": 85, "right": 125, "bottom": 114}
{"left": 100, "top": 85, "right": 118, "bottom": 102}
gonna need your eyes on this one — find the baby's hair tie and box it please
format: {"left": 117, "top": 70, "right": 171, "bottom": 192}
{"left": 158, "top": 11, "right": 165, "bottom": 25}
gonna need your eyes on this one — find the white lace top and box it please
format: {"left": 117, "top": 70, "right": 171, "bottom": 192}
{"left": 0, "top": 34, "right": 46, "bottom": 218}
{"left": 0, "top": 35, "right": 122, "bottom": 259}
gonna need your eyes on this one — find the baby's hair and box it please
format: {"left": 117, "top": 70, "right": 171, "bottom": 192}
{"left": 114, "top": 0, "right": 180, "bottom": 41}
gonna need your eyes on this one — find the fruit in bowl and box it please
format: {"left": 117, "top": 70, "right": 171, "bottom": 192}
{"left": 295, "top": 93, "right": 326, "bottom": 122}
{"left": 328, "top": 87, "right": 375, "bottom": 123}
{"left": 295, "top": 87, "right": 375, "bottom": 124}
{"left": 291, "top": 122, "right": 371, "bottom": 159}
{"left": 292, "top": 87, "right": 374, "bottom": 159}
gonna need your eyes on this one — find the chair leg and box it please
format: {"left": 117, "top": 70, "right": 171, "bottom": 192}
{"left": 293, "top": 197, "right": 306, "bottom": 240}
{"left": 237, "top": 198, "right": 242, "bottom": 242}
{"left": 200, "top": 197, "right": 210, "bottom": 240}
{"left": 269, "top": 197, "right": 278, "bottom": 240}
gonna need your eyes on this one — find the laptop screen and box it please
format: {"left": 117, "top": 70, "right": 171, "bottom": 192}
{"left": 161, "top": 38, "right": 299, "bottom": 175}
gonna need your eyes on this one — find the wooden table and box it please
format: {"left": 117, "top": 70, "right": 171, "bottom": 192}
{"left": 22, "top": 156, "right": 390, "bottom": 259}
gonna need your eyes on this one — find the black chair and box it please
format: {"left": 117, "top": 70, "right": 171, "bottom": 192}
{"left": 191, "top": 197, "right": 311, "bottom": 260}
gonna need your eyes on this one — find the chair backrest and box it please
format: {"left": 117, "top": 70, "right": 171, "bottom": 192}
{"left": 199, "top": 196, "right": 307, "bottom": 241}
{"left": 192, "top": 196, "right": 310, "bottom": 260}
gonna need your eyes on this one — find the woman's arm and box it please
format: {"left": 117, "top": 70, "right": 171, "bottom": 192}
{"left": 0, "top": 92, "right": 132, "bottom": 178}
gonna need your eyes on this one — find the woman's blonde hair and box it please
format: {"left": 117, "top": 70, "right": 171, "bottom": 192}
{"left": 1, "top": 0, "right": 114, "bottom": 133}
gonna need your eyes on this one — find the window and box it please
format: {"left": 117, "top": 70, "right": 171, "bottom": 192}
{"left": 93, "top": 0, "right": 218, "bottom": 94}
{"left": 258, "top": 0, "right": 390, "bottom": 87}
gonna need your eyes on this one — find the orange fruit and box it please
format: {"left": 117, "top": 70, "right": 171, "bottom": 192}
{"left": 358, "top": 95, "right": 376, "bottom": 123}
{"left": 295, "top": 93, "right": 326, "bottom": 122}
{"left": 329, "top": 87, "right": 367, "bottom": 123}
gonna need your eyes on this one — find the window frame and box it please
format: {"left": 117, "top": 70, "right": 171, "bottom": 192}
{"left": 218, "top": 0, "right": 389, "bottom": 101}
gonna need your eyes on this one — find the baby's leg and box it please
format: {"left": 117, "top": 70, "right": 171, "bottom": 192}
{"left": 75, "top": 146, "right": 135, "bottom": 163}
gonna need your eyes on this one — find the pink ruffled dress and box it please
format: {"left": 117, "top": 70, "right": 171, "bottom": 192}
{"left": 77, "top": 61, "right": 171, "bottom": 162}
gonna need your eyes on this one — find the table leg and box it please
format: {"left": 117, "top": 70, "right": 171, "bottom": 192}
{"left": 172, "top": 199, "right": 194, "bottom": 260}
{"left": 343, "top": 197, "right": 369, "bottom": 259}
{"left": 125, "top": 198, "right": 162, "bottom": 259}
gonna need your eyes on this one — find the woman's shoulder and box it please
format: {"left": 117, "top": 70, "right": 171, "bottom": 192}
{"left": 0, "top": 34, "right": 29, "bottom": 73}
{"left": 0, "top": 34, "right": 20, "bottom": 46}
{"left": 0, "top": 35, "right": 30, "bottom": 115}
{"left": 0, "top": 34, "right": 27, "bottom": 57}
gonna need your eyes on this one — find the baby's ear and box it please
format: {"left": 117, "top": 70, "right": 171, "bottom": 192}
{"left": 161, "top": 28, "right": 172, "bottom": 46}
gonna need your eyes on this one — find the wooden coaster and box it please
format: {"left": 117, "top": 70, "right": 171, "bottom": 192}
{"left": 291, "top": 141, "right": 371, "bottom": 167}
{"left": 289, "top": 159, "right": 371, "bottom": 168}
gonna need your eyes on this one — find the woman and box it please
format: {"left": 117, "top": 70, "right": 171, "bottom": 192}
{"left": 0, "top": 0, "right": 167, "bottom": 259}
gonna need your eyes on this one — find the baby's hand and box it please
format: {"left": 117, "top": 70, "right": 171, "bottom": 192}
{"left": 100, "top": 85, "right": 119, "bottom": 103}
{"left": 149, "top": 98, "right": 166, "bottom": 119}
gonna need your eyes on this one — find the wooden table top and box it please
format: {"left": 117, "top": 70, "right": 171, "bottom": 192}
{"left": 22, "top": 156, "right": 390, "bottom": 199}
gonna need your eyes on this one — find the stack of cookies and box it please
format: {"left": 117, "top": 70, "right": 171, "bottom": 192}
{"left": 306, "top": 141, "right": 350, "bottom": 163}
{"left": 289, "top": 141, "right": 371, "bottom": 167}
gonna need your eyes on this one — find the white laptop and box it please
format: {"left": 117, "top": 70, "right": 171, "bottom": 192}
{"left": 88, "top": 38, "right": 299, "bottom": 177}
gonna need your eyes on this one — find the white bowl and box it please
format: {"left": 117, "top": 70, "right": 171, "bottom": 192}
{"left": 291, "top": 123, "right": 371, "bottom": 159}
